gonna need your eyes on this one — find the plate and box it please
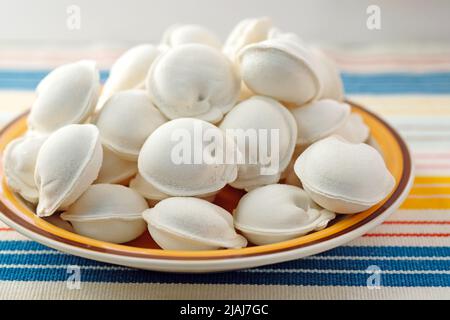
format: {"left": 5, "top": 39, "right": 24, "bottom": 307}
{"left": 0, "top": 101, "right": 414, "bottom": 273}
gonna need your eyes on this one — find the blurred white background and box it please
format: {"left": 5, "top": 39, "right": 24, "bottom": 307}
{"left": 0, "top": 0, "right": 449, "bottom": 45}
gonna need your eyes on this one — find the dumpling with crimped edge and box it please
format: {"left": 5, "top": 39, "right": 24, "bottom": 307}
{"left": 219, "top": 96, "right": 297, "bottom": 191}
{"left": 146, "top": 44, "right": 240, "bottom": 123}
{"left": 223, "top": 17, "right": 272, "bottom": 63}
{"left": 95, "top": 90, "right": 167, "bottom": 161}
{"left": 138, "top": 118, "right": 238, "bottom": 197}
{"left": 129, "top": 173, "right": 169, "bottom": 206}
{"left": 161, "top": 24, "right": 221, "bottom": 49}
{"left": 294, "top": 136, "right": 396, "bottom": 214}
{"left": 290, "top": 99, "right": 351, "bottom": 146}
{"left": 234, "top": 184, "right": 335, "bottom": 245}
{"left": 334, "top": 113, "right": 370, "bottom": 144}
{"left": 311, "top": 47, "right": 345, "bottom": 102}
{"left": 29, "top": 60, "right": 100, "bottom": 133}
{"left": 238, "top": 37, "right": 322, "bottom": 106}
{"left": 129, "top": 173, "right": 219, "bottom": 206}
{"left": 95, "top": 146, "right": 137, "bottom": 184}
{"left": 2, "top": 134, "right": 47, "bottom": 203}
{"left": 61, "top": 184, "right": 148, "bottom": 243}
{"left": 34, "top": 124, "right": 103, "bottom": 217}
{"left": 142, "top": 197, "right": 247, "bottom": 250}
{"left": 96, "top": 44, "right": 161, "bottom": 110}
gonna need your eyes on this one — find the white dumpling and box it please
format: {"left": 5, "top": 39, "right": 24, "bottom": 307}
{"left": 219, "top": 96, "right": 297, "bottom": 190}
{"left": 238, "top": 38, "right": 321, "bottom": 106}
{"left": 290, "top": 99, "right": 351, "bottom": 146}
{"left": 138, "top": 118, "right": 238, "bottom": 196}
{"left": 35, "top": 124, "right": 103, "bottom": 217}
{"left": 162, "top": 24, "right": 221, "bottom": 48}
{"left": 294, "top": 136, "right": 396, "bottom": 214}
{"left": 95, "top": 146, "right": 137, "bottom": 184}
{"left": 3, "top": 134, "right": 47, "bottom": 203}
{"left": 29, "top": 60, "right": 100, "bottom": 133}
{"left": 223, "top": 17, "right": 272, "bottom": 63}
{"left": 95, "top": 90, "right": 166, "bottom": 160}
{"left": 234, "top": 184, "right": 335, "bottom": 245}
{"left": 129, "top": 173, "right": 219, "bottom": 206}
{"left": 334, "top": 113, "right": 370, "bottom": 144}
{"left": 142, "top": 197, "right": 247, "bottom": 250}
{"left": 129, "top": 173, "right": 169, "bottom": 205}
{"left": 61, "top": 184, "right": 148, "bottom": 243}
{"left": 96, "top": 44, "right": 161, "bottom": 110}
{"left": 146, "top": 44, "right": 240, "bottom": 123}
{"left": 312, "top": 47, "right": 344, "bottom": 101}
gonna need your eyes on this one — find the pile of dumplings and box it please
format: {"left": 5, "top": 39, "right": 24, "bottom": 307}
{"left": 2, "top": 17, "right": 396, "bottom": 250}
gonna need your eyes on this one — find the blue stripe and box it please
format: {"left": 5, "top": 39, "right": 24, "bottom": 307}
{"left": 1, "top": 253, "right": 450, "bottom": 271}
{"left": 0, "top": 70, "right": 109, "bottom": 90}
{"left": 0, "top": 242, "right": 450, "bottom": 286}
{"left": 0, "top": 70, "right": 450, "bottom": 94}
{"left": 0, "top": 69, "right": 110, "bottom": 80}
{"left": 0, "top": 267, "right": 448, "bottom": 287}
{"left": 2, "top": 241, "right": 450, "bottom": 257}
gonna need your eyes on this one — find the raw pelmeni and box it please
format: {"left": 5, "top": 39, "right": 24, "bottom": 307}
{"left": 312, "top": 47, "right": 345, "bottom": 101}
{"left": 61, "top": 184, "right": 148, "bottom": 243}
{"left": 334, "top": 113, "right": 370, "bottom": 144}
{"left": 129, "top": 173, "right": 218, "bottom": 206}
{"left": 35, "top": 124, "right": 103, "bottom": 217}
{"left": 129, "top": 173, "right": 169, "bottom": 206}
{"left": 219, "top": 96, "right": 297, "bottom": 190}
{"left": 96, "top": 44, "right": 161, "bottom": 109}
{"left": 142, "top": 197, "right": 247, "bottom": 250}
{"left": 29, "top": 60, "right": 100, "bottom": 133}
{"left": 267, "top": 27, "right": 304, "bottom": 44}
{"left": 138, "top": 118, "right": 237, "bottom": 196}
{"left": 146, "top": 44, "right": 240, "bottom": 123}
{"left": 3, "top": 134, "right": 47, "bottom": 203}
{"left": 95, "top": 90, "right": 166, "bottom": 160}
{"left": 290, "top": 99, "right": 350, "bottom": 146}
{"left": 294, "top": 136, "right": 396, "bottom": 214}
{"left": 162, "top": 24, "right": 221, "bottom": 48}
{"left": 95, "top": 146, "right": 137, "bottom": 184}
{"left": 238, "top": 38, "right": 321, "bottom": 106}
{"left": 223, "top": 17, "right": 272, "bottom": 63}
{"left": 234, "top": 184, "right": 335, "bottom": 245}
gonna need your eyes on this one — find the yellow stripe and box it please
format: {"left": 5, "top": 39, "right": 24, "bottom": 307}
{"left": 410, "top": 186, "right": 450, "bottom": 195}
{"left": 350, "top": 96, "right": 450, "bottom": 116}
{"left": 415, "top": 176, "right": 450, "bottom": 184}
{"left": 401, "top": 198, "right": 450, "bottom": 210}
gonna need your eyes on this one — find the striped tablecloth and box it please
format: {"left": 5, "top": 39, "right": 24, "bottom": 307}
{"left": 1, "top": 45, "right": 450, "bottom": 300}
